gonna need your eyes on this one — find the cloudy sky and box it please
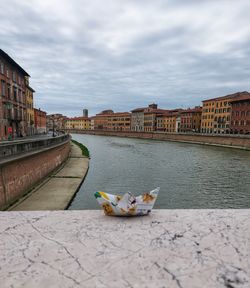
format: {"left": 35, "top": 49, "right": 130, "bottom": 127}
{"left": 1, "top": 0, "right": 250, "bottom": 116}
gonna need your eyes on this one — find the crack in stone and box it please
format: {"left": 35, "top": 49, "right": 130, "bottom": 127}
{"left": 41, "top": 260, "right": 81, "bottom": 286}
{"left": 154, "top": 262, "right": 183, "bottom": 288}
{"left": 23, "top": 216, "right": 94, "bottom": 278}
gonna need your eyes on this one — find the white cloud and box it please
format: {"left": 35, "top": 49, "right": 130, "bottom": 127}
{"left": 0, "top": 0, "right": 250, "bottom": 116}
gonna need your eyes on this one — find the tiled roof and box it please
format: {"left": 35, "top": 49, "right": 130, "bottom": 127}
{"left": 202, "top": 91, "right": 249, "bottom": 102}
{"left": 0, "top": 49, "right": 30, "bottom": 77}
{"left": 229, "top": 93, "right": 250, "bottom": 103}
{"left": 181, "top": 107, "right": 202, "bottom": 113}
{"left": 66, "top": 117, "right": 89, "bottom": 120}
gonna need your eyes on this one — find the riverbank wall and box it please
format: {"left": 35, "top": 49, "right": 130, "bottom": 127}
{"left": 8, "top": 142, "right": 89, "bottom": 211}
{"left": 68, "top": 129, "right": 250, "bottom": 150}
{"left": 0, "top": 135, "right": 71, "bottom": 210}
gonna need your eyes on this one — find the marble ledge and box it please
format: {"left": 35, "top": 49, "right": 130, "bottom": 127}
{"left": 0, "top": 209, "right": 249, "bottom": 288}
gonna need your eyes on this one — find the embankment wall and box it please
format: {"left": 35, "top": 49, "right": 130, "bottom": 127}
{"left": 68, "top": 130, "right": 250, "bottom": 150}
{"left": 0, "top": 138, "right": 70, "bottom": 210}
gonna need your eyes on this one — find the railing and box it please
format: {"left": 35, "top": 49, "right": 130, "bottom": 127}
{"left": 0, "top": 134, "right": 70, "bottom": 161}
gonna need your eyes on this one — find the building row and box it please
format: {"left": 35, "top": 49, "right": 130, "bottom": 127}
{"left": 0, "top": 49, "right": 47, "bottom": 140}
{"left": 64, "top": 91, "right": 250, "bottom": 135}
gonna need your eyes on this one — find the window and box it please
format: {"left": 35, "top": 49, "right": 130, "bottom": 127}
{"left": 12, "top": 71, "right": 16, "bottom": 82}
{"left": 13, "top": 87, "right": 17, "bottom": 101}
{"left": 1, "top": 80, "right": 6, "bottom": 96}
{"left": 0, "top": 62, "right": 4, "bottom": 74}
{"left": 7, "top": 84, "right": 11, "bottom": 98}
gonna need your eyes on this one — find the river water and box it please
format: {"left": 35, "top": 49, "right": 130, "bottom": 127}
{"left": 69, "top": 134, "right": 250, "bottom": 209}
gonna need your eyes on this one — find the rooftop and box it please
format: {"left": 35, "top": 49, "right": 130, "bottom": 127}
{"left": 229, "top": 93, "right": 250, "bottom": 103}
{"left": 202, "top": 91, "right": 249, "bottom": 103}
{"left": 0, "top": 49, "right": 30, "bottom": 77}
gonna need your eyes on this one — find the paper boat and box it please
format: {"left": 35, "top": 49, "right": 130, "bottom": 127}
{"left": 94, "top": 187, "right": 160, "bottom": 216}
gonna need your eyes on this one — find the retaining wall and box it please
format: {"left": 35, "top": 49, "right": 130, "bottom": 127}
{"left": 0, "top": 137, "right": 70, "bottom": 210}
{"left": 68, "top": 130, "right": 250, "bottom": 150}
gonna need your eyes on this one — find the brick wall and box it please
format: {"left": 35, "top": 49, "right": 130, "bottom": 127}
{"left": 0, "top": 141, "right": 70, "bottom": 210}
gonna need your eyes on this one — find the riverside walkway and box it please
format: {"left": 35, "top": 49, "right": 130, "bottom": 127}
{"left": 0, "top": 209, "right": 249, "bottom": 288}
{"left": 8, "top": 142, "right": 89, "bottom": 210}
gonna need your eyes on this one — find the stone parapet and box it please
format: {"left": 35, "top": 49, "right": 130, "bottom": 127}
{"left": 0, "top": 136, "right": 71, "bottom": 210}
{"left": 0, "top": 134, "right": 70, "bottom": 160}
{"left": 0, "top": 210, "right": 249, "bottom": 287}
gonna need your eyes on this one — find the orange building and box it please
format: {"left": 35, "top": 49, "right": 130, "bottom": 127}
{"left": 201, "top": 92, "right": 244, "bottom": 134}
{"left": 156, "top": 109, "right": 182, "bottom": 132}
{"left": 180, "top": 107, "right": 202, "bottom": 133}
{"left": 92, "top": 110, "right": 114, "bottom": 130}
{"left": 34, "top": 108, "right": 47, "bottom": 134}
{"left": 107, "top": 112, "right": 131, "bottom": 131}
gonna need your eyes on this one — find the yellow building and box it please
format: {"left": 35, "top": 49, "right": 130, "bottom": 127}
{"left": 65, "top": 117, "right": 90, "bottom": 130}
{"left": 25, "top": 76, "right": 35, "bottom": 136}
{"left": 201, "top": 92, "right": 242, "bottom": 134}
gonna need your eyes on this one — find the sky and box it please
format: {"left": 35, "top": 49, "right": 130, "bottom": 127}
{"left": 0, "top": 0, "right": 250, "bottom": 116}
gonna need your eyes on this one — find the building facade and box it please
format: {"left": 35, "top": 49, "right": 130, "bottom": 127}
{"left": 180, "top": 107, "right": 202, "bottom": 133}
{"left": 156, "top": 109, "right": 181, "bottom": 133}
{"left": 34, "top": 108, "right": 47, "bottom": 134}
{"left": 65, "top": 117, "right": 90, "bottom": 130}
{"left": 25, "top": 76, "right": 35, "bottom": 136}
{"left": 131, "top": 104, "right": 165, "bottom": 132}
{"left": 93, "top": 110, "right": 114, "bottom": 130}
{"left": 47, "top": 114, "right": 67, "bottom": 132}
{"left": 201, "top": 92, "right": 245, "bottom": 134}
{"left": 131, "top": 108, "right": 145, "bottom": 132}
{"left": 107, "top": 112, "right": 131, "bottom": 131}
{"left": 229, "top": 93, "right": 250, "bottom": 134}
{"left": 0, "top": 49, "right": 30, "bottom": 140}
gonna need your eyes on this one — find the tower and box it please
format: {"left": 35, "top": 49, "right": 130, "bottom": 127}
{"left": 83, "top": 109, "right": 88, "bottom": 117}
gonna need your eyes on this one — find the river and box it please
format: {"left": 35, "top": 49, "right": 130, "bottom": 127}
{"left": 69, "top": 134, "right": 250, "bottom": 209}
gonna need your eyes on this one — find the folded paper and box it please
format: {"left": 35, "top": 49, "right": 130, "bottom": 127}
{"left": 94, "top": 187, "right": 160, "bottom": 216}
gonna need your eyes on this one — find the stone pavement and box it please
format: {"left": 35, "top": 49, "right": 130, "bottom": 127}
{"left": 8, "top": 142, "right": 89, "bottom": 210}
{"left": 0, "top": 210, "right": 249, "bottom": 288}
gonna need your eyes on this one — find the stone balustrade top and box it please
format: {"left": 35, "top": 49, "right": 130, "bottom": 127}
{"left": 1, "top": 209, "right": 249, "bottom": 288}
{"left": 0, "top": 134, "right": 70, "bottom": 162}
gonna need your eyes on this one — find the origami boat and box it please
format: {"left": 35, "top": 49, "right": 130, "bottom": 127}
{"left": 94, "top": 187, "right": 160, "bottom": 216}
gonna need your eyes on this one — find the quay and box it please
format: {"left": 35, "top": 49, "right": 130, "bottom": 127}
{"left": 8, "top": 142, "right": 89, "bottom": 210}
{"left": 0, "top": 135, "right": 89, "bottom": 210}
{"left": 0, "top": 209, "right": 249, "bottom": 287}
